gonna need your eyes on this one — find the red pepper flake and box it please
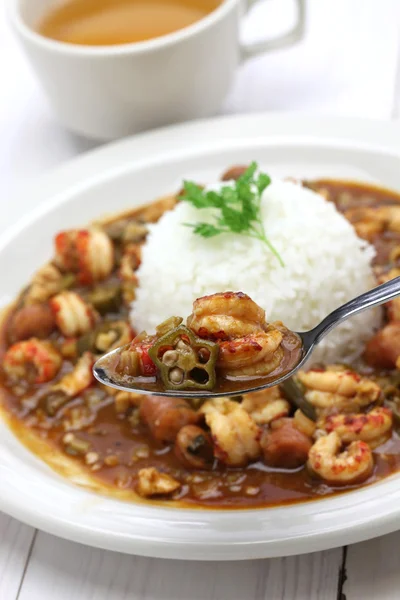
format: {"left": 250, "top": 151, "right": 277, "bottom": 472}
{"left": 136, "top": 342, "right": 157, "bottom": 376}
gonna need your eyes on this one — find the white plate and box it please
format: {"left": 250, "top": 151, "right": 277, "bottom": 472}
{"left": 2, "top": 113, "right": 400, "bottom": 560}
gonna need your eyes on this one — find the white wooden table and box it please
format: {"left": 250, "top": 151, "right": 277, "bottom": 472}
{"left": 2, "top": 1, "right": 400, "bottom": 598}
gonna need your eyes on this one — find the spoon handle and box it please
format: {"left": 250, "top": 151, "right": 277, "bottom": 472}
{"left": 306, "top": 276, "right": 400, "bottom": 347}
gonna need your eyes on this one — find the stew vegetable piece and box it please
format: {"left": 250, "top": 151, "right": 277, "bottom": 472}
{"left": 2, "top": 174, "right": 400, "bottom": 507}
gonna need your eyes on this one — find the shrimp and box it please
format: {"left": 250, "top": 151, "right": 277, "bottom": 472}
{"left": 136, "top": 467, "right": 180, "bottom": 498}
{"left": 307, "top": 432, "right": 373, "bottom": 484}
{"left": 241, "top": 387, "right": 290, "bottom": 425}
{"left": 298, "top": 369, "right": 362, "bottom": 397}
{"left": 200, "top": 398, "right": 260, "bottom": 466}
{"left": 319, "top": 407, "right": 393, "bottom": 449}
{"left": 217, "top": 329, "right": 284, "bottom": 375}
{"left": 54, "top": 228, "right": 114, "bottom": 284}
{"left": 52, "top": 352, "right": 94, "bottom": 397}
{"left": 187, "top": 291, "right": 266, "bottom": 340}
{"left": 187, "top": 292, "right": 285, "bottom": 377}
{"left": 3, "top": 339, "right": 62, "bottom": 384}
{"left": 297, "top": 369, "right": 381, "bottom": 409}
{"left": 119, "top": 244, "right": 141, "bottom": 305}
{"left": 50, "top": 291, "right": 98, "bottom": 337}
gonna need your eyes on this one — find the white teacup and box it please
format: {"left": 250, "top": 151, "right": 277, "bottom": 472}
{"left": 8, "top": 0, "right": 306, "bottom": 140}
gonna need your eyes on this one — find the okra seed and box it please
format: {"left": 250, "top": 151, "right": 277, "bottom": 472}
{"left": 169, "top": 367, "right": 184, "bottom": 384}
{"left": 176, "top": 340, "right": 189, "bottom": 351}
{"left": 162, "top": 350, "right": 179, "bottom": 367}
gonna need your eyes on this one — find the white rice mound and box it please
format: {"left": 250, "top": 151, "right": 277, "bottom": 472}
{"left": 131, "top": 179, "right": 381, "bottom": 363}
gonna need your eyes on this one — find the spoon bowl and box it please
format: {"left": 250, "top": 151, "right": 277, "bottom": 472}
{"left": 93, "top": 336, "right": 307, "bottom": 399}
{"left": 93, "top": 276, "right": 400, "bottom": 400}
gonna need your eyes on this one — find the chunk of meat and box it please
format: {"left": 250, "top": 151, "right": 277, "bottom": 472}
{"left": 260, "top": 418, "right": 313, "bottom": 469}
{"left": 364, "top": 323, "right": 400, "bottom": 369}
{"left": 139, "top": 396, "right": 199, "bottom": 442}
{"left": 174, "top": 425, "right": 214, "bottom": 469}
{"left": 220, "top": 165, "right": 249, "bottom": 181}
{"left": 136, "top": 467, "right": 180, "bottom": 497}
{"left": 7, "top": 303, "right": 56, "bottom": 343}
{"left": 200, "top": 398, "right": 260, "bottom": 466}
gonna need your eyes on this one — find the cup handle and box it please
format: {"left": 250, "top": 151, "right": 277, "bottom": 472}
{"left": 240, "top": 0, "right": 306, "bottom": 60}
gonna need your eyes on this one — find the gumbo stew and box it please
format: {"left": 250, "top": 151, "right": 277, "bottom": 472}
{"left": 2, "top": 170, "right": 400, "bottom": 507}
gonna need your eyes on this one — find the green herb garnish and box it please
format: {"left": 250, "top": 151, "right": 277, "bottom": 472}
{"left": 180, "top": 162, "right": 284, "bottom": 266}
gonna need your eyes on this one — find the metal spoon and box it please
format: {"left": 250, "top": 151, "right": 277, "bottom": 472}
{"left": 93, "top": 276, "right": 400, "bottom": 400}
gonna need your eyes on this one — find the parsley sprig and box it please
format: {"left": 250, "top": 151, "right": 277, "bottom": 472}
{"left": 180, "top": 162, "right": 284, "bottom": 266}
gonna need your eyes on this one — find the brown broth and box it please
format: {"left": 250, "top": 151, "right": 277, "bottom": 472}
{"left": 38, "top": 0, "right": 222, "bottom": 46}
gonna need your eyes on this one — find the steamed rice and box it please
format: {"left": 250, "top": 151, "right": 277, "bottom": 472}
{"left": 131, "top": 179, "right": 380, "bottom": 363}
